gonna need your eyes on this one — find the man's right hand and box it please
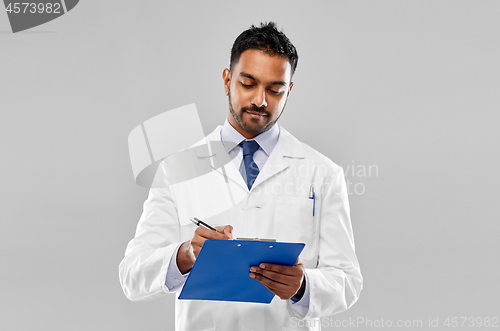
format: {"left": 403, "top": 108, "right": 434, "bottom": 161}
{"left": 177, "top": 225, "right": 233, "bottom": 274}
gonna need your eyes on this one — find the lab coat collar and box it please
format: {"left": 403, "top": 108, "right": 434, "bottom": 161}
{"left": 207, "top": 124, "right": 304, "bottom": 158}
{"left": 200, "top": 124, "right": 304, "bottom": 191}
{"left": 276, "top": 126, "right": 305, "bottom": 159}
{"left": 220, "top": 118, "right": 280, "bottom": 158}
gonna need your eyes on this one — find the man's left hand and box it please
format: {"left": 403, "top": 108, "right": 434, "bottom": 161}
{"left": 249, "top": 258, "right": 305, "bottom": 300}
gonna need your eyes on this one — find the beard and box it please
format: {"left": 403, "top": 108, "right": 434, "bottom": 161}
{"left": 228, "top": 88, "right": 286, "bottom": 136}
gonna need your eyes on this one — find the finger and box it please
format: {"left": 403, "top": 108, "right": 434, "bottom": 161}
{"left": 250, "top": 272, "right": 293, "bottom": 299}
{"left": 250, "top": 272, "right": 289, "bottom": 291}
{"left": 191, "top": 227, "right": 226, "bottom": 257}
{"left": 214, "top": 225, "right": 233, "bottom": 240}
{"left": 249, "top": 266, "right": 289, "bottom": 283}
{"left": 258, "top": 280, "right": 290, "bottom": 300}
{"left": 223, "top": 225, "right": 233, "bottom": 240}
{"left": 255, "top": 263, "right": 301, "bottom": 277}
{"left": 195, "top": 226, "right": 227, "bottom": 240}
{"left": 250, "top": 268, "right": 303, "bottom": 292}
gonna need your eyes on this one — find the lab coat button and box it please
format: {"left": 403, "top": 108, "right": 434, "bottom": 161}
{"left": 175, "top": 278, "right": 179, "bottom": 282}
{"left": 241, "top": 202, "right": 246, "bottom": 209}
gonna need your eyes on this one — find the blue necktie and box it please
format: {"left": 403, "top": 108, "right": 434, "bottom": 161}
{"left": 240, "top": 140, "right": 260, "bottom": 189}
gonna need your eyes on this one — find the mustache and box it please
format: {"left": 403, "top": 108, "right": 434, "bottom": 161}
{"left": 241, "top": 105, "right": 270, "bottom": 116}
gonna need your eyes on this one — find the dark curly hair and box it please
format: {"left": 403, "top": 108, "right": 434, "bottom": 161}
{"left": 230, "top": 22, "right": 299, "bottom": 78}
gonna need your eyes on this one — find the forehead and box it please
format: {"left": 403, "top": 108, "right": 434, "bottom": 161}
{"left": 233, "top": 49, "right": 292, "bottom": 83}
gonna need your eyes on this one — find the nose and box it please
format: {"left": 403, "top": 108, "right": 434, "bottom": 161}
{"left": 251, "top": 87, "right": 268, "bottom": 108}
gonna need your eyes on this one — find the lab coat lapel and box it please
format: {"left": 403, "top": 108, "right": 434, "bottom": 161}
{"left": 195, "top": 126, "right": 249, "bottom": 191}
{"left": 217, "top": 158, "right": 248, "bottom": 191}
{"left": 251, "top": 126, "right": 304, "bottom": 190}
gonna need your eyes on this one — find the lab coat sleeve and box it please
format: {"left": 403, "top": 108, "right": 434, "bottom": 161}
{"left": 288, "top": 166, "right": 363, "bottom": 319}
{"left": 164, "top": 243, "right": 190, "bottom": 291}
{"left": 119, "top": 162, "right": 184, "bottom": 301}
{"left": 287, "top": 271, "right": 311, "bottom": 316}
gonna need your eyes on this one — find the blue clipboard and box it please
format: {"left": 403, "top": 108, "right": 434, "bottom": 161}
{"left": 178, "top": 239, "right": 305, "bottom": 304}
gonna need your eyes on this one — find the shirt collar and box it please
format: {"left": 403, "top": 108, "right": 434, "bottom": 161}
{"left": 220, "top": 118, "right": 280, "bottom": 156}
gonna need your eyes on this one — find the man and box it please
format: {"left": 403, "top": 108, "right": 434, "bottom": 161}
{"left": 119, "top": 22, "right": 362, "bottom": 331}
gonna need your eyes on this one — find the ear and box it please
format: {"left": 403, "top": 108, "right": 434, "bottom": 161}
{"left": 222, "top": 68, "right": 231, "bottom": 96}
{"left": 287, "top": 81, "right": 294, "bottom": 97}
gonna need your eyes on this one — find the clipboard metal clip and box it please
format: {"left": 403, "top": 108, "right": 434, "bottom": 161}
{"left": 236, "top": 237, "right": 276, "bottom": 242}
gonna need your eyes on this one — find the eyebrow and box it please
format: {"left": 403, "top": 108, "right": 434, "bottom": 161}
{"left": 239, "top": 72, "right": 287, "bottom": 87}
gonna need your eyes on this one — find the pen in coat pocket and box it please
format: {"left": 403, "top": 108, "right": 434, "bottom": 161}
{"left": 309, "top": 186, "right": 315, "bottom": 216}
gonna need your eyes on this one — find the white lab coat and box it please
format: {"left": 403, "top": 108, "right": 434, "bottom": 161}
{"left": 119, "top": 125, "right": 362, "bottom": 331}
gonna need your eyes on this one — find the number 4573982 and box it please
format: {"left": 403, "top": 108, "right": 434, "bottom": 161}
{"left": 5, "top": 3, "right": 61, "bottom": 14}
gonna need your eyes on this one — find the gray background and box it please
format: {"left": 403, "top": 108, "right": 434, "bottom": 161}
{"left": 1, "top": 1, "right": 499, "bottom": 330}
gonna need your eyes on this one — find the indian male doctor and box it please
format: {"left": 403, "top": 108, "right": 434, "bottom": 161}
{"left": 119, "top": 22, "right": 363, "bottom": 331}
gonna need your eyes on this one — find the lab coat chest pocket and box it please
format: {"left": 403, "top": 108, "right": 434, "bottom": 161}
{"left": 274, "top": 196, "right": 319, "bottom": 261}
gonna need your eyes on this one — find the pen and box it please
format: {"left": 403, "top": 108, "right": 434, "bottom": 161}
{"left": 309, "top": 186, "right": 315, "bottom": 216}
{"left": 190, "top": 217, "right": 217, "bottom": 231}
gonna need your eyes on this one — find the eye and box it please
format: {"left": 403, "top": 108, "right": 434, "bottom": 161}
{"left": 268, "top": 89, "right": 281, "bottom": 95}
{"left": 241, "top": 83, "right": 254, "bottom": 89}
